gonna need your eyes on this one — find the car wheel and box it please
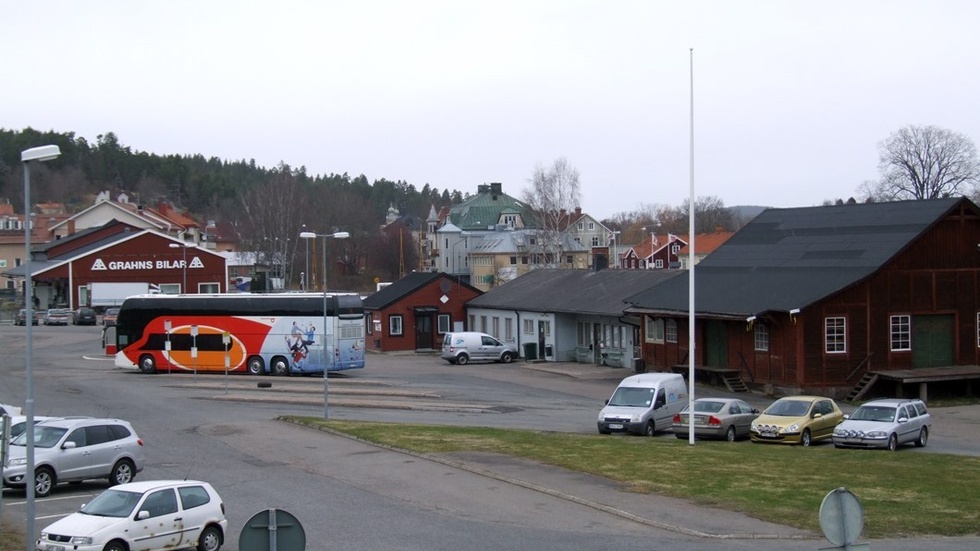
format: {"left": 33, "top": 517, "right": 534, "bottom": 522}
{"left": 109, "top": 460, "right": 135, "bottom": 486}
{"left": 138, "top": 354, "right": 156, "bottom": 374}
{"left": 644, "top": 420, "right": 656, "bottom": 437}
{"left": 915, "top": 427, "right": 929, "bottom": 448}
{"left": 271, "top": 356, "right": 290, "bottom": 376}
{"left": 104, "top": 540, "right": 127, "bottom": 551}
{"left": 197, "top": 524, "right": 223, "bottom": 551}
{"left": 34, "top": 467, "right": 55, "bottom": 498}
{"left": 247, "top": 356, "right": 265, "bottom": 375}
{"left": 725, "top": 426, "right": 737, "bottom": 442}
{"left": 800, "top": 429, "right": 812, "bottom": 447}
{"left": 456, "top": 354, "right": 470, "bottom": 365}
{"left": 887, "top": 433, "right": 898, "bottom": 452}
{"left": 500, "top": 351, "right": 514, "bottom": 364}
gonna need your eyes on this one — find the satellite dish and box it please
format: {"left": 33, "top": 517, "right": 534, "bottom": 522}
{"left": 819, "top": 487, "right": 863, "bottom": 547}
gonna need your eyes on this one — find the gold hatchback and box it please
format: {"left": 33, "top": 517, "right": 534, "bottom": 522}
{"left": 750, "top": 395, "right": 844, "bottom": 446}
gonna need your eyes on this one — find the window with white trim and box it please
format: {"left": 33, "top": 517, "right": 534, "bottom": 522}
{"left": 645, "top": 316, "right": 665, "bottom": 343}
{"left": 665, "top": 319, "right": 678, "bottom": 343}
{"left": 389, "top": 315, "right": 403, "bottom": 336}
{"left": 437, "top": 314, "right": 450, "bottom": 334}
{"left": 825, "top": 317, "right": 846, "bottom": 353}
{"left": 754, "top": 324, "right": 769, "bottom": 351}
{"left": 890, "top": 315, "right": 911, "bottom": 351}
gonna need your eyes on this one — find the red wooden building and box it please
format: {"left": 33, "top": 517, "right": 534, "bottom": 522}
{"left": 624, "top": 198, "right": 980, "bottom": 401}
{"left": 363, "top": 272, "right": 482, "bottom": 352}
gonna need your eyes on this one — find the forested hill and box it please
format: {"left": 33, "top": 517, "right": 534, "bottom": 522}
{"left": 1, "top": 127, "right": 464, "bottom": 224}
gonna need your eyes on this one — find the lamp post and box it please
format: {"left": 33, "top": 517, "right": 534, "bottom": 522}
{"left": 301, "top": 225, "right": 309, "bottom": 290}
{"left": 22, "top": 144, "right": 61, "bottom": 550}
{"left": 168, "top": 242, "right": 190, "bottom": 292}
{"left": 299, "top": 230, "right": 350, "bottom": 419}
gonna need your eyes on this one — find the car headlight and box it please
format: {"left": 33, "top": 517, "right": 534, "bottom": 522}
{"left": 631, "top": 414, "right": 641, "bottom": 423}
{"left": 785, "top": 423, "right": 800, "bottom": 433}
{"left": 70, "top": 536, "right": 94, "bottom": 545}
{"left": 866, "top": 430, "right": 888, "bottom": 439}
{"left": 597, "top": 413, "right": 603, "bottom": 422}
{"left": 7, "top": 458, "right": 26, "bottom": 466}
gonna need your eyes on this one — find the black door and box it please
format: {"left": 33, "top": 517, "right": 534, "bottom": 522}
{"left": 416, "top": 315, "right": 434, "bottom": 350}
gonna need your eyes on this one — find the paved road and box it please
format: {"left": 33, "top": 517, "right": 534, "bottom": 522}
{"left": 3, "top": 325, "right": 980, "bottom": 550}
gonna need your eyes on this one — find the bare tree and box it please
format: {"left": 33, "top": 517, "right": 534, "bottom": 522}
{"left": 521, "top": 157, "right": 582, "bottom": 268}
{"left": 862, "top": 125, "right": 980, "bottom": 201}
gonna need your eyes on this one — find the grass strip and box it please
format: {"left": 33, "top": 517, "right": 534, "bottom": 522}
{"left": 286, "top": 417, "right": 980, "bottom": 538}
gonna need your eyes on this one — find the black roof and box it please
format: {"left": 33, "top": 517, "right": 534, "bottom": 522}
{"left": 625, "top": 198, "right": 972, "bottom": 317}
{"left": 466, "top": 268, "right": 682, "bottom": 316}
{"left": 362, "top": 272, "right": 479, "bottom": 310}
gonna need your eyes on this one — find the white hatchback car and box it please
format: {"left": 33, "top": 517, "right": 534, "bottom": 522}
{"left": 37, "top": 480, "right": 228, "bottom": 551}
{"left": 4, "top": 417, "right": 145, "bottom": 497}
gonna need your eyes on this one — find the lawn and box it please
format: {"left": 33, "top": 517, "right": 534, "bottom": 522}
{"left": 285, "top": 417, "right": 980, "bottom": 538}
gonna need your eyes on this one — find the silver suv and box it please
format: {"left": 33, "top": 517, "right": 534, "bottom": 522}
{"left": 3, "top": 417, "right": 145, "bottom": 497}
{"left": 832, "top": 398, "right": 931, "bottom": 451}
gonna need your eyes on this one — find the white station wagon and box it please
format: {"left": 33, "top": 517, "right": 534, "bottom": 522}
{"left": 832, "top": 398, "right": 931, "bottom": 451}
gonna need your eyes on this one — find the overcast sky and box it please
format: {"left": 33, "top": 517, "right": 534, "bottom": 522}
{"left": 4, "top": 1, "right": 980, "bottom": 220}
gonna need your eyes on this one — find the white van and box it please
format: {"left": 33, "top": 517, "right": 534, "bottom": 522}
{"left": 441, "top": 332, "right": 518, "bottom": 365}
{"left": 597, "top": 373, "right": 689, "bottom": 436}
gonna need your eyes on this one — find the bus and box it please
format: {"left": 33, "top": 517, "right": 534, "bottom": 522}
{"left": 113, "top": 293, "right": 365, "bottom": 375}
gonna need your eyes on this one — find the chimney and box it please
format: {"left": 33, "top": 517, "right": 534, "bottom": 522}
{"left": 68, "top": 219, "right": 76, "bottom": 235}
{"left": 575, "top": 207, "right": 582, "bottom": 216}
{"left": 490, "top": 182, "right": 502, "bottom": 200}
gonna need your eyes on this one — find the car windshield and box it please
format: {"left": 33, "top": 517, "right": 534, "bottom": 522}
{"left": 11, "top": 426, "right": 68, "bottom": 448}
{"left": 764, "top": 399, "right": 811, "bottom": 417}
{"left": 850, "top": 405, "right": 897, "bottom": 422}
{"left": 690, "top": 400, "right": 726, "bottom": 413}
{"left": 81, "top": 489, "right": 143, "bottom": 517}
{"left": 607, "top": 387, "right": 654, "bottom": 407}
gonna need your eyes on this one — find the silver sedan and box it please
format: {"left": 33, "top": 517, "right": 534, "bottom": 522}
{"left": 672, "top": 398, "right": 760, "bottom": 442}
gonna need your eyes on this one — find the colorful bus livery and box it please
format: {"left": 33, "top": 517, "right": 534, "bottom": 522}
{"left": 113, "top": 293, "right": 366, "bottom": 375}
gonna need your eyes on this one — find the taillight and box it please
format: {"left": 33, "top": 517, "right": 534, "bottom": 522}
{"left": 137, "top": 438, "right": 144, "bottom": 446}
{"left": 672, "top": 414, "right": 681, "bottom": 422}
{"left": 707, "top": 416, "right": 722, "bottom": 426}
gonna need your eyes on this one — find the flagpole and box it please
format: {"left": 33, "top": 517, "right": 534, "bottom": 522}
{"left": 687, "top": 48, "right": 697, "bottom": 445}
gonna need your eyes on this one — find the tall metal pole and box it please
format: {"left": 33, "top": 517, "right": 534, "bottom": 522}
{"left": 687, "top": 47, "right": 697, "bottom": 446}
{"left": 23, "top": 161, "right": 36, "bottom": 551}
{"left": 182, "top": 245, "right": 187, "bottom": 292}
{"left": 304, "top": 236, "right": 309, "bottom": 291}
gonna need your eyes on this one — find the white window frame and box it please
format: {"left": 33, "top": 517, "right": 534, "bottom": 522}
{"left": 665, "top": 319, "right": 678, "bottom": 343}
{"left": 825, "top": 317, "right": 846, "bottom": 353}
{"left": 389, "top": 315, "right": 403, "bottom": 336}
{"left": 437, "top": 314, "right": 451, "bottom": 334}
{"left": 890, "top": 315, "right": 911, "bottom": 351}
{"left": 645, "top": 316, "right": 664, "bottom": 343}
{"left": 754, "top": 324, "right": 769, "bottom": 352}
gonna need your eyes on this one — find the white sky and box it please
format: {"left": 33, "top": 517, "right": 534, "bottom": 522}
{"left": 4, "top": 1, "right": 980, "bottom": 220}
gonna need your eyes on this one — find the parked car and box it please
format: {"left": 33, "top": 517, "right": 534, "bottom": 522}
{"left": 43, "top": 308, "right": 71, "bottom": 325}
{"left": 5, "top": 415, "right": 54, "bottom": 441}
{"left": 15, "top": 308, "right": 38, "bottom": 326}
{"left": 102, "top": 307, "right": 120, "bottom": 326}
{"left": 36, "top": 479, "right": 228, "bottom": 551}
{"left": 832, "top": 398, "right": 931, "bottom": 451}
{"left": 672, "top": 398, "right": 760, "bottom": 441}
{"left": 0, "top": 402, "right": 22, "bottom": 416}
{"left": 750, "top": 395, "right": 844, "bottom": 446}
{"left": 3, "top": 417, "right": 145, "bottom": 497}
{"left": 441, "top": 331, "right": 518, "bottom": 365}
{"left": 597, "top": 373, "right": 689, "bottom": 436}
{"left": 72, "top": 306, "right": 98, "bottom": 325}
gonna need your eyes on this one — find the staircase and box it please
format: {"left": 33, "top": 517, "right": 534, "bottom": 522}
{"left": 845, "top": 372, "right": 879, "bottom": 402}
{"left": 721, "top": 373, "right": 748, "bottom": 393}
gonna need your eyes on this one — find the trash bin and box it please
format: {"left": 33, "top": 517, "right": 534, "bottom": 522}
{"left": 544, "top": 345, "right": 553, "bottom": 358}
{"left": 633, "top": 358, "right": 645, "bottom": 373}
{"left": 523, "top": 342, "right": 538, "bottom": 361}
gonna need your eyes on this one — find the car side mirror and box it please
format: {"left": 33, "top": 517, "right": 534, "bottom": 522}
{"left": 812, "top": 412, "right": 822, "bottom": 419}
{"left": 842, "top": 414, "right": 850, "bottom": 420}
{"left": 62, "top": 441, "right": 77, "bottom": 450}
{"left": 604, "top": 399, "right": 609, "bottom": 405}
{"left": 751, "top": 409, "right": 760, "bottom": 414}
{"left": 137, "top": 510, "right": 150, "bottom": 520}
{"left": 898, "top": 417, "right": 908, "bottom": 424}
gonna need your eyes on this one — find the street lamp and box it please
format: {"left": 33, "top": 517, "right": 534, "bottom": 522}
{"left": 22, "top": 144, "right": 61, "bottom": 550}
{"left": 299, "top": 230, "right": 350, "bottom": 419}
{"left": 301, "top": 225, "right": 309, "bottom": 290}
{"left": 169, "top": 242, "right": 191, "bottom": 292}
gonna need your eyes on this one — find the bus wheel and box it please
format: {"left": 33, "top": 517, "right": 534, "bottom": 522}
{"left": 271, "top": 356, "right": 290, "bottom": 376}
{"left": 247, "top": 356, "right": 265, "bottom": 375}
{"left": 138, "top": 354, "right": 156, "bottom": 374}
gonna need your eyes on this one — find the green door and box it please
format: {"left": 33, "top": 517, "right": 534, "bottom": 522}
{"left": 704, "top": 320, "right": 728, "bottom": 367}
{"left": 912, "top": 315, "right": 954, "bottom": 368}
